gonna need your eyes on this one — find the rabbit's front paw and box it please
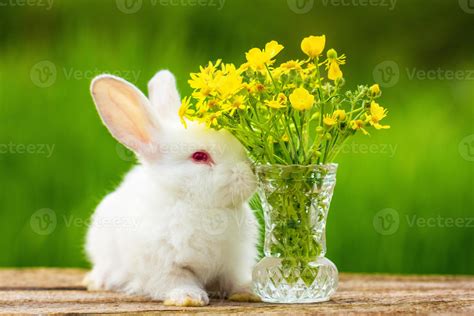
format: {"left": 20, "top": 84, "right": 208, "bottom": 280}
{"left": 229, "top": 291, "right": 261, "bottom": 302}
{"left": 82, "top": 272, "right": 105, "bottom": 291}
{"left": 163, "top": 287, "right": 209, "bottom": 307}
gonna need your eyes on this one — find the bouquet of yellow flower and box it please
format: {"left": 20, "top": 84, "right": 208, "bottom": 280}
{"left": 180, "top": 35, "right": 390, "bottom": 165}
{"left": 180, "top": 35, "right": 391, "bottom": 303}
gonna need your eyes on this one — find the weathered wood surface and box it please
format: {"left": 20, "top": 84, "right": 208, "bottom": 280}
{"left": 0, "top": 268, "right": 472, "bottom": 314}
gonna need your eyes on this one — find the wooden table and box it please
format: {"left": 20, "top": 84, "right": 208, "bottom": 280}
{"left": 0, "top": 268, "right": 472, "bottom": 314}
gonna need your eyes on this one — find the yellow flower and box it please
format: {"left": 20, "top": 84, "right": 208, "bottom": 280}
{"left": 366, "top": 101, "right": 390, "bottom": 129}
{"left": 323, "top": 110, "right": 346, "bottom": 127}
{"left": 323, "top": 114, "right": 337, "bottom": 126}
{"left": 204, "top": 112, "right": 223, "bottom": 128}
{"left": 255, "top": 83, "right": 266, "bottom": 93}
{"left": 284, "top": 82, "right": 297, "bottom": 90}
{"left": 326, "top": 49, "right": 346, "bottom": 81}
{"left": 301, "top": 35, "right": 326, "bottom": 58}
{"left": 225, "top": 95, "right": 247, "bottom": 115}
{"left": 239, "top": 62, "right": 250, "bottom": 72}
{"left": 305, "top": 62, "right": 317, "bottom": 72}
{"left": 289, "top": 87, "right": 314, "bottom": 111}
{"left": 214, "top": 64, "right": 243, "bottom": 99}
{"left": 280, "top": 60, "right": 303, "bottom": 73}
{"left": 265, "top": 40, "right": 284, "bottom": 59}
{"left": 333, "top": 109, "right": 346, "bottom": 121}
{"left": 188, "top": 59, "right": 221, "bottom": 91}
{"left": 265, "top": 100, "right": 285, "bottom": 109}
{"left": 301, "top": 62, "right": 317, "bottom": 80}
{"left": 200, "top": 59, "right": 221, "bottom": 74}
{"left": 277, "top": 93, "right": 287, "bottom": 105}
{"left": 350, "top": 119, "right": 369, "bottom": 135}
{"left": 328, "top": 62, "right": 343, "bottom": 81}
{"left": 265, "top": 93, "right": 287, "bottom": 109}
{"left": 207, "top": 99, "right": 219, "bottom": 109}
{"left": 369, "top": 84, "right": 381, "bottom": 97}
{"left": 231, "top": 95, "right": 247, "bottom": 108}
{"left": 269, "top": 67, "right": 282, "bottom": 81}
{"left": 245, "top": 40, "right": 284, "bottom": 72}
{"left": 191, "top": 87, "right": 212, "bottom": 100}
{"left": 245, "top": 48, "right": 268, "bottom": 71}
{"left": 178, "top": 96, "right": 195, "bottom": 127}
{"left": 244, "top": 81, "right": 266, "bottom": 94}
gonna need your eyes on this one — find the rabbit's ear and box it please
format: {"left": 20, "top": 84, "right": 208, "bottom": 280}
{"left": 91, "top": 75, "right": 159, "bottom": 158}
{"left": 147, "top": 70, "right": 181, "bottom": 121}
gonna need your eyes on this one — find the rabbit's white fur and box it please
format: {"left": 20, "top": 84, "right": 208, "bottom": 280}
{"left": 85, "top": 71, "right": 258, "bottom": 306}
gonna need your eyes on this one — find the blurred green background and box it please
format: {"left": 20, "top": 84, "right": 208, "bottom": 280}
{"left": 0, "top": 0, "right": 472, "bottom": 274}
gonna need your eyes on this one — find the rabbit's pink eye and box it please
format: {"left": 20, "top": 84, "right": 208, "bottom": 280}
{"left": 191, "top": 151, "right": 213, "bottom": 164}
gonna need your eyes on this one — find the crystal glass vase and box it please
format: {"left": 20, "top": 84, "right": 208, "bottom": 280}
{"left": 252, "top": 164, "right": 339, "bottom": 303}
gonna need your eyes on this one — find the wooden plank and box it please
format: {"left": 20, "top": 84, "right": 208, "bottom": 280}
{"left": 0, "top": 268, "right": 472, "bottom": 314}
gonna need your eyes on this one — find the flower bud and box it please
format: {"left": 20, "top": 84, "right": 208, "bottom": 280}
{"left": 369, "top": 84, "right": 381, "bottom": 97}
{"left": 310, "top": 112, "right": 321, "bottom": 121}
{"left": 327, "top": 48, "right": 338, "bottom": 60}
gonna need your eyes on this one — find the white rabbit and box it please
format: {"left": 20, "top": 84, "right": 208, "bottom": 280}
{"left": 84, "top": 71, "right": 260, "bottom": 306}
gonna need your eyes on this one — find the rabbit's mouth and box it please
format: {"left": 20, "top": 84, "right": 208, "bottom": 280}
{"left": 219, "top": 164, "right": 257, "bottom": 206}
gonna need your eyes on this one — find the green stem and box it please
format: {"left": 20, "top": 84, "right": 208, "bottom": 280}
{"left": 265, "top": 64, "right": 279, "bottom": 91}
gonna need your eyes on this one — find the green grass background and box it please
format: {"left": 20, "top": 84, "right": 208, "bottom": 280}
{"left": 0, "top": 0, "right": 472, "bottom": 274}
